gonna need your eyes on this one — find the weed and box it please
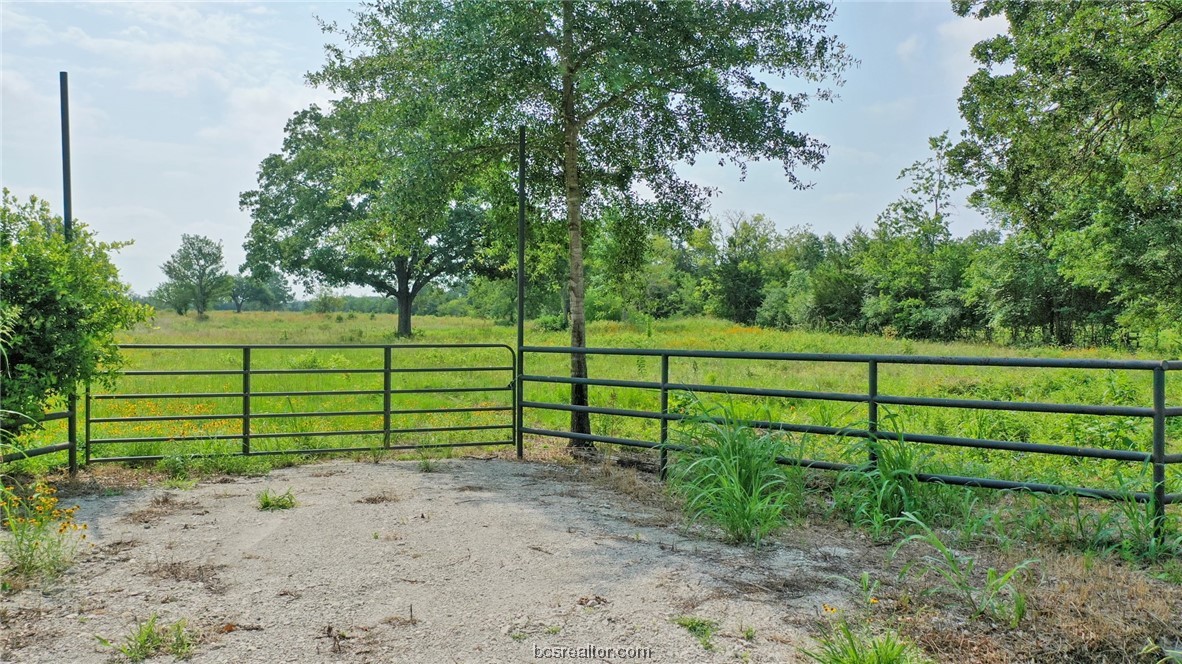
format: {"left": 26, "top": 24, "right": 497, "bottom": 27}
{"left": 834, "top": 425, "right": 926, "bottom": 540}
{"left": 669, "top": 399, "right": 800, "bottom": 545}
{"left": 161, "top": 477, "right": 197, "bottom": 490}
{"left": 97, "top": 614, "right": 194, "bottom": 662}
{"left": 673, "top": 615, "right": 718, "bottom": 650}
{"left": 158, "top": 454, "right": 192, "bottom": 480}
{"left": 800, "top": 619, "right": 928, "bottom": 664}
{"left": 417, "top": 455, "right": 436, "bottom": 473}
{"left": 0, "top": 480, "right": 87, "bottom": 583}
{"left": 741, "top": 625, "right": 757, "bottom": 641}
{"left": 893, "top": 512, "right": 1036, "bottom": 626}
{"left": 256, "top": 488, "right": 296, "bottom": 511}
{"left": 546, "top": 625, "right": 562, "bottom": 635}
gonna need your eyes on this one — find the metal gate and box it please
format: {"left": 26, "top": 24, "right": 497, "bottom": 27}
{"left": 85, "top": 343, "right": 517, "bottom": 463}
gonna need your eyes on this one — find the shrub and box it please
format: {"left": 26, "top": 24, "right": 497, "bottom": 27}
{"left": 535, "top": 314, "right": 568, "bottom": 332}
{"left": 0, "top": 189, "right": 151, "bottom": 441}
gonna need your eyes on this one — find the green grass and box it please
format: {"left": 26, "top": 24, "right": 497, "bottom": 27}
{"left": 800, "top": 619, "right": 929, "bottom": 664}
{"left": 97, "top": 614, "right": 194, "bottom": 662}
{"left": 256, "top": 487, "right": 296, "bottom": 511}
{"left": 669, "top": 399, "right": 802, "bottom": 545}
{"left": 673, "top": 615, "right": 718, "bottom": 650}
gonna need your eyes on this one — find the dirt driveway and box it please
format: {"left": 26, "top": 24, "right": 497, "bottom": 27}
{"left": 1, "top": 458, "right": 876, "bottom": 663}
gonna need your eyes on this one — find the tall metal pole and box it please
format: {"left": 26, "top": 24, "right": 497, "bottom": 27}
{"left": 61, "top": 72, "right": 77, "bottom": 476}
{"left": 60, "top": 72, "right": 73, "bottom": 242}
{"left": 515, "top": 126, "right": 526, "bottom": 459}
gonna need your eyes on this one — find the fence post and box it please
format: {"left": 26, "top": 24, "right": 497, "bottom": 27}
{"left": 384, "top": 347, "right": 392, "bottom": 448}
{"left": 868, "top": 360, "right": 879, "bottom": 469}
{"left": 67, "top": 391, "right": 77, "bottom": 476}
{"left": 659, "top": 354, "right": 670, "bottom": 480}
{"left": 84, "top": 385, "right": 91, "bottom": 464}
{"left": 1152, "top": 364, "right": 1167, "bottom": 543}
{"left": 242, "top": 347, "right": 251, "bottom": 455}
{"left": 515, "top": 350, "right": 525, "bottom": 459}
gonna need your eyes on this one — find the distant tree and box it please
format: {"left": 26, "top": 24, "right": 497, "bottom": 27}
{"left": 1, "top": 189, "right": 150, "bottom": 441}
{"left": 228, "top": 271, "right": 293, "bottom": 313}
{"left": 713, "top": 214, "right": 778, "bottom": 325}
{"left": 148, "top": 280, "right": 192, "bottom": 316}
{"left": 241, "top": 104, "right": 485, "bottom": 337}
{"left": 161, "top": 235, "right": 232, "bottom": 320}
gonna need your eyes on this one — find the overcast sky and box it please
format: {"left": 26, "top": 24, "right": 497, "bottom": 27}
{"left": 1, "top": 1, "right": 1007, "bottom": 295}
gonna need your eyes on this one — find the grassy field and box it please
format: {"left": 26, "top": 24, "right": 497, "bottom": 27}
{"left": 13, "top": 311, "right": 1181, "bottom": 502}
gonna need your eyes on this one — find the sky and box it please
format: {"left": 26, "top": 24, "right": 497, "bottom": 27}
{"left": 1, "top": 1, "right": 1008, "bottom": 296}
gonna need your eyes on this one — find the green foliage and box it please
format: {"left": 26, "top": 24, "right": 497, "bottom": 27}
{"left": 228, "top": 271, "right": 292, "bottom": 313}
{"left": 98, "top": 614, "right": 194, "bottom": 662}
{"left": 800, "top": 619, "right": 928, "bottom": 664}
{"left": 256, "top": 488, "right": 296, "bottom": 511}
{"left": 712, "top": 214, "right": 776, "bottom": 325}
{"left": 835, "top": 434, "right": 927, "bottom": 541}
{"left": 147, "top": 280, "right": 193, "bottom": 317}
{"left": 161, "top": 234, "right": 232, "bottom": 320}
{"left": 893, "top": 512, "right": 1037, "bottom": 627}
{"left": 0, "top": 189, "right": 151, "bottom": 440}
{"left": 951, "top": 0, "right": 1182, "bottom": 334}
{"left": 240, "top": 101, "right": 487, "bottom": 337}
{"left": 669, "top": 400, "right": 801, "bottom": 545}
{"left": 535, "top": 314, "right": 568, "bottom": 332}
{"left": 672, "top": 615, "right": 718, "bottom": 651}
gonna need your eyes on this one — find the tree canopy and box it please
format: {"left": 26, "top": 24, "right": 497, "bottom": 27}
{"left": 241, "top": 102, "right": 487, "bottom": 337}
{"left": 951, "top": 0, "right": 1182, "bottom": 330}
{"left": 314, "top": 0, "right": 851, "bottom": 436}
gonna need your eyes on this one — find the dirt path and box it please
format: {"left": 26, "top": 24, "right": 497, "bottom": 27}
{"left": 2, "top": 459, "right": 872, "bottom": 663}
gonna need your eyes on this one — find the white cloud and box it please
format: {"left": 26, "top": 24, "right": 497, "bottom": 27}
{"left": 197, "top": 78, "right": 335, "bottom": 156}
{"left": 0, "top": 5, "right": 55, "bottom": 46}
{"left": 936, "top": 13, "right": 1009, "bottom": 84}
{"left": 896, "top": 35, "right": 920, "bottom": 61}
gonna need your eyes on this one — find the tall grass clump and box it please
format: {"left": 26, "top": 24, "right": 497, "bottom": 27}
{"left": 833, "top": 420, "right": 932, "bottom": 540}
{"left": 800, "top": 619, "right": 929, "bottom": 664}
{"left": 668, "top": 400, "right": 801, "bottom": 545}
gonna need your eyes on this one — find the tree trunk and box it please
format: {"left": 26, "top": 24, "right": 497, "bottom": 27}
{"left": 562, "top": 0, "right": 593, "bottom": 446}
{"left": 396, "top": 291, "right": 414, "bottom": 337}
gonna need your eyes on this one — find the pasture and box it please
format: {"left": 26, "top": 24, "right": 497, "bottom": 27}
{"left": 17, "top": 311, "right": 1182, "bottom": 500}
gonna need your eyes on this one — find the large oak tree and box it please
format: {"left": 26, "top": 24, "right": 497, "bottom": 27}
{"left": 313, "top": 0, "right": 849, "bottom": 440}
{"left": 241, "top": 102, "right": 487, "bottom": 337}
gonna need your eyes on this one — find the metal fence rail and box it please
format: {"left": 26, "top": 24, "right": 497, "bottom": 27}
{"left": 85, "top": 343, "right": 516, "bottom": 463}
{"left": 518, "top": 345, "right": 1180, "bottom": 535}
{"left": 0, "top": 397, "right": 78, "bottom": 474}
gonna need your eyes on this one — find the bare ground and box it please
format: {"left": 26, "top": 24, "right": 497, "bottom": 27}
{"left": 1, "top": 458, "right": 878, "bottom": 663}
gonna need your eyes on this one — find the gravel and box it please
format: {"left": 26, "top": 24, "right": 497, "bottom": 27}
{"left": 2, "top": 458, "right": 865, "bottom": 663}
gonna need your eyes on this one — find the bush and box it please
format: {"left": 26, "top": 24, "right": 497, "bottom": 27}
{"left": 0, "top": 189, "right": 151, "bottom": 441}
{"left": 534, "top": 314, "right": 568, "bottom": 332}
